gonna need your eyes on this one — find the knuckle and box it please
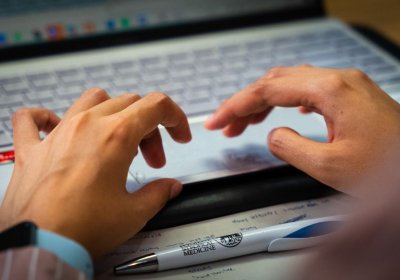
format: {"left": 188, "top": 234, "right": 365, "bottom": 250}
{"left": 323, "top": 73, "right": 348, "bottom": 93}
{"left": 120, "top": 92, "right": 140, "bottom": 100}
{"left": 69, "top": 111, "right": 93, "bottom": 131}
{"left": 146, "top": 92, "right": 172, "bottom": 106}
{"left": 108, "top": 117, "right": 131, "bottom": 145}
{"left": 12, "top": 108, "right": 31, "bottom": 126}
{"left": 266, "top": 66, "right": 284, "bottom": 77}
{"left": 147, "top": 91, "right": 169, "bottom": 101}
{"left": 346, "top": 68, "right": 369, "bottom": 80}
{"left": 82, "top": 87, "right": 109, "bottom": 101}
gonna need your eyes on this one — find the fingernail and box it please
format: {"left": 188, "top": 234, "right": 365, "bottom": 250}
{"left": 205, "top": 114, "right": 215, "bottom": 122}
{"left": 170, "top": 182, "right": 183, "bottom": 199}
{"left": 204, "top": 114, "right": 217, "bottom": 128}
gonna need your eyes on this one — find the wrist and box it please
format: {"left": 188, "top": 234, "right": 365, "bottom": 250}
{"left": 37, "top": 228, "right": 93, "bottom": 278}
{"left": 0, "top": 221, "right": 93, "bottom": 278}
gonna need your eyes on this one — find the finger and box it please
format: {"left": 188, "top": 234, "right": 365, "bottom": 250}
{"left": 268, "top": 127, "right": 334, "bottom": 184}
{"left": 222, "top": 110, "right": 271, "bottom": 137}
{"left": 89, "top": 93, "right": 141, "bottom": 116}
{"left": 63, "top": 87, "right": 110, "bottom": 119}
{"left": 12, "top": 108, "right": 61, "bottom": 152}
{"left": 205, "top": 74, "right": 328, "bottom": 130}
{"left": 119, "top": 92, "right": 192, "bottom": 145}
{"left": 222, "top": 115, "right": 254, "bottom": 137}
{"left": 249, "top": 110, "right": 270, "bottom": 124}
{"left": 299, "top": 106, "right": 312, "bottom": 114}
{"left": 130, "top": 179, "right": 182, "bottom": 222}
{"left": 139, "top": 128, "right": 166, "bottom": 168}
{"left": 204, "top": 66, "right": 300, "bottom": 130}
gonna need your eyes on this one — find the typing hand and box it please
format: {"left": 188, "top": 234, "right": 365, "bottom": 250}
{"left": 0, "top": 88, "right": 191, "bottom": 258}
{"left": 205, "top": 65, "right": 400, "bottom": 196}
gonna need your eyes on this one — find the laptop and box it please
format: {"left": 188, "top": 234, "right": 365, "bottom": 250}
{"left": 1, "top": 0, "right": 400, "bottom": 200}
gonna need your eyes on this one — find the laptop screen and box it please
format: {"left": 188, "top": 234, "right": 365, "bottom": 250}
{"left": 0, "top": 0, "right": 320, "bottom": 49}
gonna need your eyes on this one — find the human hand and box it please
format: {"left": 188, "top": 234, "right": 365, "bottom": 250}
{"left": 301, "top": 180, "right": 400, "bottom": 280}
{"left": 0, "top": 88, "right": 191, "bottom": 258}
{"left": 205, "top": 66, "right": 400, "bottom": 196}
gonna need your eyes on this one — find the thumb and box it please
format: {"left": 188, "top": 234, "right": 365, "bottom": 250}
{"left": 268, "top": 127, "right": 329, "bottom": 181}
{"left": 132, "top": 178, "right": 182, "bottom": 222}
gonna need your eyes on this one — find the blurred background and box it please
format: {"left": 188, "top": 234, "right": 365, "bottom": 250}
{"left": 326, "top": 0, "right": 400, "bottom": 44}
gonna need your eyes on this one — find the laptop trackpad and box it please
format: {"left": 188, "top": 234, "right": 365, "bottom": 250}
{"left": 127, "top": 108, "right": 327, "bottom": 192}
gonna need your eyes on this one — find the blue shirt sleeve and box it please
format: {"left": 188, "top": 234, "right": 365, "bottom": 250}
{"left": 36, "top": 229, "right": 93, "bottom": 279}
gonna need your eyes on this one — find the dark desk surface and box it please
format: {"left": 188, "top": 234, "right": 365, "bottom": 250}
{"left": 326, "top": 0, "right": 400, "bottom": 45}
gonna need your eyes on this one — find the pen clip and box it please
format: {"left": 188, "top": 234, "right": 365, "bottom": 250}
{"left": 267, "top": 220, "right": 342, "bottom": 252}
{"left": 267, "top": 236, "right": 326, "bottom": 252}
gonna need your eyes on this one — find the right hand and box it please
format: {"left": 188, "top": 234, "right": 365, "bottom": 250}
{"left": 205, "top": 66, "right": 400, "bottom": 196}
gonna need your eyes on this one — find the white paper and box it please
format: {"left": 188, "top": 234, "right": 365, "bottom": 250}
{"left": 95, "top": 195, "right": 351, "bottom": 279}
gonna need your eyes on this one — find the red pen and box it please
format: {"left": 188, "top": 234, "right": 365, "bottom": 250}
{"left": 0, "top": 150, "right": 15, "bottom": 164}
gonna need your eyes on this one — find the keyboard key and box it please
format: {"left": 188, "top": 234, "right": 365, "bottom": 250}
{"left": 88, "top": 68, "right": 114, "bottom": 80}
{"left": 376, "top": 73, "right": 400, "bottom": 84}
{"left": 0, "top": 130, "right": 12, "bottom": 147}
{"left": 2, "top": 121, "right": 13, "bottom": 132}
{"left": 12, "top": 103, "right": 41, "bottom": 113}
{"left": 84, "top": 64, "right": 108, "bottom": 73}
{"left": 219, "top": 44, "right": 245, "bottom": 56}
{"left": 186, "top": 77, "right": 211, "bottom": 88}
{"left": 27, "top": 72, "right": 58, "bottom": 88}
{"left": 366, "top": 65, "right": 397, "bottom": 76}
{"left": 141, "top": 72, "right": 169, "bottom": 84}
{"left": 143, "top": 60, "right": 169, "bottom": 72}
{"left": 185, "top": 87, "right": 210, "bottom": 103}
{"left": 0, "top": 108, "right": 11, "bottom": 120}
{"left": 113, "top": 78, "right": 139, "bottom": 89}
{"left": 161, "top": 82, "right": 185, "bottom": 93}
{"left": 245, "top": 40, "right": 270, "bottom": 51}
{"left": 57, "top": 69, "right": 86, "bottom": 84}
{"left": 26, "top": 89, "right": 54, "bottom": 102}
{"left": 222, "top": 56, "right": 248, "bottom": 71}
{"left": 58, "top": 84, "right": 85, "bottom": 99}
{"left": 319, "top": 29, "right": 348, "bottom": 40}
{"left": 214, "top": 84, "right": 237, "bottom": 99}
{"left": 361, "top": 56, "right": 385, "bottom": 67}
{"left": 41, "top": 100, "right": 70, "bottom": 112}
{"left": 193, "top": 48, "right": 217, "bottom": 59}
{"left": 0, "top": 95, "right": 24, "bottom": 107}
{"left": 112, "top": 60, "right": 136, "bottom": 70}
{"left": 196, "top": 60, "right": 221, "bottom": 76}
{"left": 56, "top": 68, "right": 80, "bottom": 76}
{"left": 345, "top": 46, "right": 371, "bottom": 58}
{"left": 183, "top": 99, "right": 218, "bottom": 116}
{"left": 169, "top": 65, "right": 195, "bottom": 81}
{"left": 168, "top": 93, "right": 184, "bottom": 105}
{"left": 241, "top": 69, "right": 264, "bottom": 83}
{"left": 335, "top": 37, "right": 359, "bottom": 48}
{"left": 0, "top": 76, "right": 21, "bottom": 85}
{"left": 2, "top": 78, "right": 29, "bottom": 92}
{"left": 214, "top": 73, "right": 240, "bottom": 85}
{"left": 168, "top": 52, "right": 192, "bottom": 65}
{"left": 140, "top": 56, "right": 161, "bottom": 65}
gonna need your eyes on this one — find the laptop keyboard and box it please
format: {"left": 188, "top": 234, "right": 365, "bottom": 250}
{"left": 1, "top": 27, "right": 400, "bottom": 147}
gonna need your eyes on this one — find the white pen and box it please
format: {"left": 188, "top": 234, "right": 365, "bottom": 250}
{"left": 114, "top": 215, "right": 344, "bottom": 275}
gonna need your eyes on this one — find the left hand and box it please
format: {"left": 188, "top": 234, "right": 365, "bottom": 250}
{"left": 0, "top": 88, "right": 192, "bottom": 258}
